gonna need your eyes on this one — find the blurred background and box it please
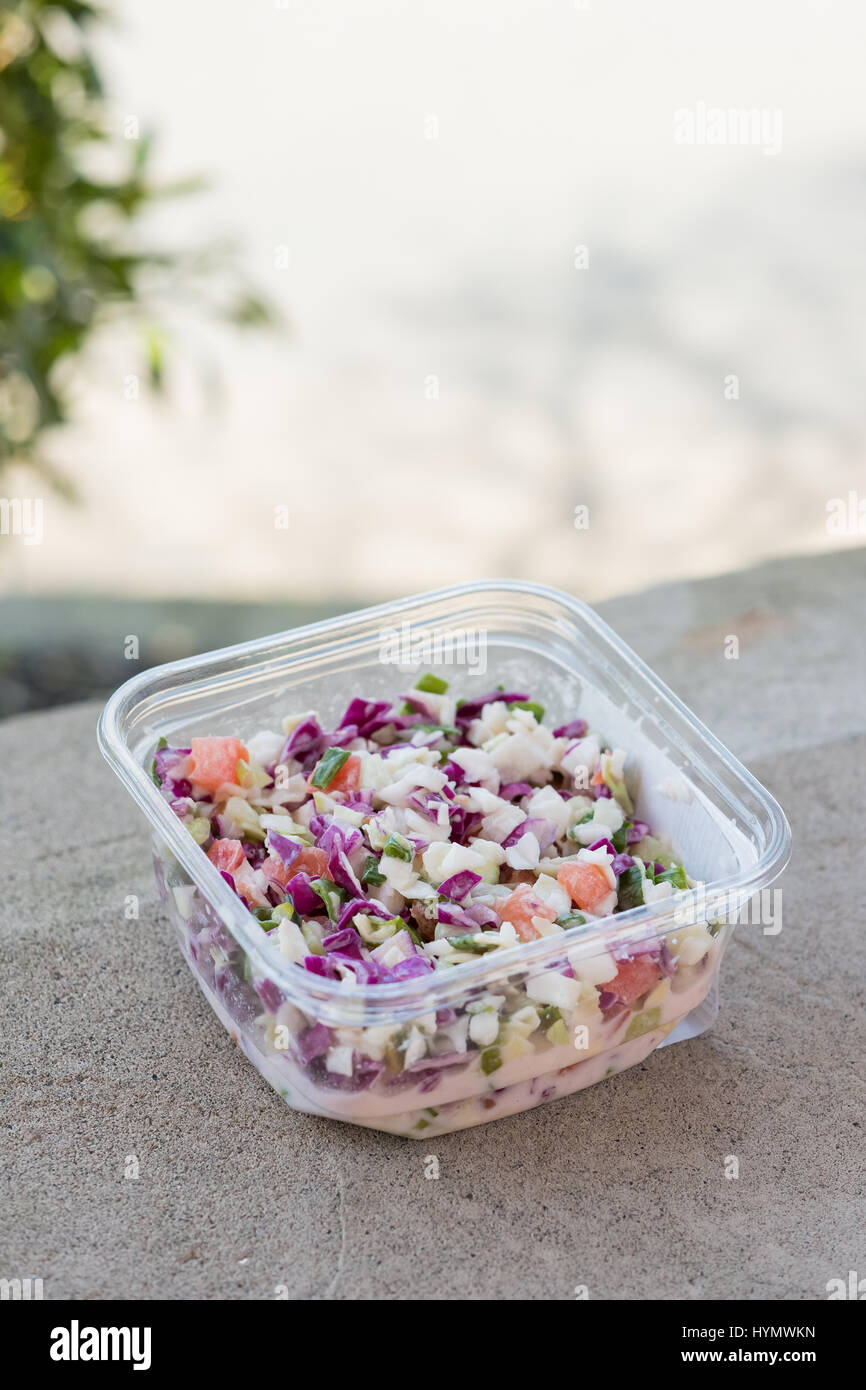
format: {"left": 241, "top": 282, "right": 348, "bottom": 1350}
{"left": 1, "top": 0, "right": 864, "bottom": 716}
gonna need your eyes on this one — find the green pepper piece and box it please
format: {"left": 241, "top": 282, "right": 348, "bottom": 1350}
{"left": 150, "top": 736, "right": 169, "bottom": 786}
{"left": 624, "top": 1006, "right": 662, "bottom": 1041}
{"left": 310, "top": 877, "right": 347, "bottom": 921}
{"left": 547, "top": 1019, "right": 570, "bottom": 1046}
{"left": 300, "top": 922, "right": 325, "bottom": 954}
{"left": 556, "top": 911, "right": 587, "bottom": 929}
{"left": 508, "top": 700, "right": 545, "bottom": 722}
{"left": 310, "top": 746, "right": 351, "bottom": 789}
{"left": 537, "top": 1005, "right": 562, "bottom": 1028}
{"left": 414, "top": 673, "right": 449, "bottom": 694}
{"left": 361, "top": 854, "right": 386, "bottom": 887}
{"left": 404, "top": 722, "right": 459, "bottom": 737}
{"left": 382, "top": 833, "right": 413, "bottom": 862}
{"left": 446, "top": 934, "right": 499, "bottom": 954}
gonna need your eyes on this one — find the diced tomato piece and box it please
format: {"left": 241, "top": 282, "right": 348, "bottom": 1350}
{"left": 591, "top": 767, "right": 606, "bottom": 786}
{"left": 557, "top": 860, "right": 613, "bottom": 912}
{"left": 188, "top": 737, "right": 249, "bottom": 793}
{"left": 500, "top": 882, "right": 557, "bottom": 942}
{"left": 329, "top": 753, "right": 361, "bottom": 793}
{"left": 264, "top": 845, "right": 329, "bottom": 888}
{"left": 232, "top": 861, "right": 271, "bottom": 908}
{"left": 292, "top": 846, "right": 330, "bottom": 878}
{"left": 306, "top": 753, "right": 362, "bottom": 795}
{"left": 207, "top": 838, "right": 245, "bottom": 874}
{"left": 261, "top": 856, "right": 290, "bottom": 889}
{"left": 305, "top": 753, "right": 360, "bottom": 794}
{"left": 605, "top": 955, "right": 662, "bottom": 1005}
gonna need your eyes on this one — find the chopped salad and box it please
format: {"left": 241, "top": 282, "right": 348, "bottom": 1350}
{"left": 152, "top": 677, "right": 704, "bottom": 994}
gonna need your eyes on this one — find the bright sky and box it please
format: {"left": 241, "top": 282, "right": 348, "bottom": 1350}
{"left": 3, "top": 0, "right": 865, "bottom": 602}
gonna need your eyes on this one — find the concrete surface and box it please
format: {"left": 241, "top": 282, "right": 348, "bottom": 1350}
{"left": 2, "top": 548, "right": 864, "bottom": 1301}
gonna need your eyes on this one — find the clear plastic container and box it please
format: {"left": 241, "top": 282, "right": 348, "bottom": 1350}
{"left": 97, "top": 582, "right": 791, "bottom": 1138}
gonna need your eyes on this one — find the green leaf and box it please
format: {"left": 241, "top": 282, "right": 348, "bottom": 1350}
{"left": 617, "top": 864, "right": 645, "bottom": 912}
{"left": 612, "top": 822, "right": 629, "bottom": 853}
{"left": 654, "top": 864, "right": 689, "bottom": 890}
{"left": 226, "top": 292, "right": 275, "bottom": 328}
{"left": 145, "top": 326, "right": 165, "bottom": 391}
{"left": 0, "top": 4, "right": 277, "bottom": 488}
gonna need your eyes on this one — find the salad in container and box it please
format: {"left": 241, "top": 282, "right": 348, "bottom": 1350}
{"left": 98, "top": 582, "right": 790, "bottom": 1138}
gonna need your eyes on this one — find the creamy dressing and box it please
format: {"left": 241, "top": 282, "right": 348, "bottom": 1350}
{"left": 184, "top": 937, "right": 716, "bottom": 1137}
{"left": 378, "top": 1022, "right": 679, "bottom": 1137}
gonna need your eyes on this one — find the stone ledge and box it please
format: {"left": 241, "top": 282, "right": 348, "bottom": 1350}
{"left": 1, "top": 546, "right": 862, "bottom": 1300}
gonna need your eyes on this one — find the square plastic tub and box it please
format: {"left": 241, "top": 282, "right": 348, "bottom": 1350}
{"left": 97, "top": 581, "right": 791, "bottom": 1138}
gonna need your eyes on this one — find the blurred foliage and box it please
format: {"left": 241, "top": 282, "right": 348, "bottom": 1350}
{"left": 0, "top": 0, "right": 276, "bottom": 491}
